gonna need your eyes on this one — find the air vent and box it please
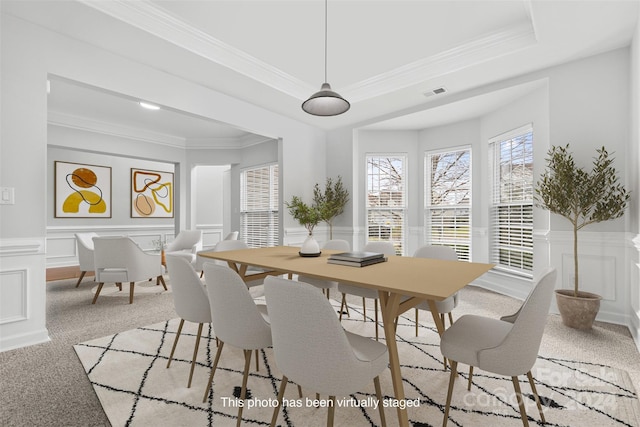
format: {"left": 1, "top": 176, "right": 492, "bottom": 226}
{"left": 423, "top": 87, "right": 447, "bottom": 97}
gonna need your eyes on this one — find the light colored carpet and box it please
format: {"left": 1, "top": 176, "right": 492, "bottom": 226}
{"left": 74, "top": 299, "right": 640, "bottom": 426}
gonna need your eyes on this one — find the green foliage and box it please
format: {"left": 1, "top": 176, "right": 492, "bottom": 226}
{"left": 313, "top": 176, "right": 350, "bottom": 239}
{"left": 285, "top": 195, "right": 321, "bottom": 235}
{"left": 535, "top": 144, "right": 630, "bottom": 295}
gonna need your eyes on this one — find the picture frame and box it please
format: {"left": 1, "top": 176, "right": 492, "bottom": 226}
{"left": 54, "top": 161, "right": 112, "bottom": 218}
{"left": 131, "top": 168, "right": 174, "bottom": 218}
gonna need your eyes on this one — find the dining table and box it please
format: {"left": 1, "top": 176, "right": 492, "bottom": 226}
{"left": 199, "top": 245, "right": 493, "bottom": 426}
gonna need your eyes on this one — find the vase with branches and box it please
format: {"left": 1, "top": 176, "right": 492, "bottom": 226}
{"left": 535, "top": 144, "right": 629, "bottom": 328}
{"left": 285, "top": 195, "right": 321, "bottom": 255}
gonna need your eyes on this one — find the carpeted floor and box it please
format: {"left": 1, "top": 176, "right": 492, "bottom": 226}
{"left": 2, "top": 275, "right": 640, "bottom": 426}
{"left": 75, "top": 309, "right": 640, "bottom": 426}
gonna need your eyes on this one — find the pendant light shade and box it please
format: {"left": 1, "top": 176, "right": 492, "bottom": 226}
{"left": 302, "top": 0, "right": 349, "bottom": 116}
{"left": 302, "top": 83, "right": 350, "bottom": 116}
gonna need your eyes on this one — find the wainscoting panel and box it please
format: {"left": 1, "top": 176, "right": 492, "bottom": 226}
{"left": 0, "top": 269, "right": 28, "bottom": 324}
{"left": 561, "top": 254, "right": 616, "bottom": 300}
{"left": 0, "top": 238, "right": 49, "bottom": 352}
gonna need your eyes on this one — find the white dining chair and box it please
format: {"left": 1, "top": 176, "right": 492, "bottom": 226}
{"left": 297, "top": 239, "right": 351, "bottom": 300}
{"left": 202, "top": 263, "right": 272, "bottom": 427}
{"left": 92, "top": 236, "right": 166, "bottom": 304}
{"left": 165, "top": 254, "right": 213, "bottom": 388}
{"left": 201, "top": 239, "right": 269, "bottom": 294}
{"left": 74, "top": 232, "right": 98, "bottom": 288}
{"left": 412, "top": 245, "right": 459, "bottom": 337}
{"left": 264, "top": 276, "right": 388, "bottom": 427}
{"left": 337, "top": 241, "right": 396, "bottom": 340}
{"left": 440, "top": 268, "right": 557, "bottom": 427}
{"left": 223, "top": 231, "right": 239, "bottom": 241}
{"left": 165, "top": 230, "right": 202, "bottom": 267}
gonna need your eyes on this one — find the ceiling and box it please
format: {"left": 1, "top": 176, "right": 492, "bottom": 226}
{"left": 6, "top": 0, "right": 640, "bottom": 142}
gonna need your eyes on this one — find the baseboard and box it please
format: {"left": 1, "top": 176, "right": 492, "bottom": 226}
{"left": 46, "top": 265, "right": 93, "bottom": 282}
{"left": 0, "top": 328, "right": 50, "bottom": 353}
{"left": 631, "top": 310, "right": 640, "bottom": 353}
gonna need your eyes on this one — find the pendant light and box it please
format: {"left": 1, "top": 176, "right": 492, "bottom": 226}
{"left": 302, "top": 0, "right": 350, "bottom": 116}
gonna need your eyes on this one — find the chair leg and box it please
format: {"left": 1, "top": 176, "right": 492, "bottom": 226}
{"left": 200, "top": 270, "right": 204, "bottom": 278}
{"left": 203, "top": 341, "right": 225, "bottom": 402}
{"left": 374, "top": 299, "right": 379, "bottom": 341}
{"left": 511, "top": 376, "right": 530, "bottom": 427}
{"left": 92, "top": 283, "right": 104, "bottom": 304}
{"left": 448, "top": 312, "right": 454, "bottom": 326}
{"left": 339, "top": 294, "right": 346, "bottom": 321}
{"left": 467, "top": 366, "right": 474, "bottom": 390}
{"left": 327, "top": 396, "right": 336, "bottom": 427}
{"left": 116, "top": 282, "right": 122, "bottom": 291}
{"left": 442, "top": 360, "right": 458, "bottom": 427}
{"left": 166, "top": 319, "right": 185, "bottom": 368}
{"left": 373, "top": 376, "right": 386, "bottom": 427}
{"left": 75, "top": 271, "right": 87, "bottom": 288}
{"left": 326, "top": 289, "right": 330, "bottom": 299}
{"left": 270, "top": 375, "right": 288, "bottom": 427}
{"left": 236, "top": 350, "right": 253, "bottom": 427}
{"left": 187, "top": 323, "right": 204, "bottom": 388}
{"left": 158, "top": 275, "right": 167, "bottom": 290}
{"left": 527, "top": 371, "right": 546, "bottom": 423}
{"left": 255, "top": 349, "right": 260, "bottom": 371}
{"left": 362, "top": 297, "right": 366, "bottom": 321}
{"left": 415, "top": 308, "right": 419, "bottom": 336}
{"left": 297, "top": 384, "right": 303, "bottom": 398}
{"left": 129, "top": 282, "right": 135, "bottom": 304}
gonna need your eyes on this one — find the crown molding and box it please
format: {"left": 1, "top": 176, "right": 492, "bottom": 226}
{"left": 79, "top": 0, "right": 536, "bottom": 104}
{"left": 186, "top": 133, "right": 274, "bottom": 150}
{"left": 342, "top": 22, "right": 537, "bottom": 102}
{"left": 48, "top": 111, "right": 187, "bottom": 147}
{"left": 79, "top": 0, "right": 314, "bottom": 100}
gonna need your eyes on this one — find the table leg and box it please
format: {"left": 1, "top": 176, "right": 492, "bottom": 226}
{"left": 426, "top": 300, "right": 445, "bottom": 335}
{"left": 379, "top": 291, "right": 409, "bottom": 427}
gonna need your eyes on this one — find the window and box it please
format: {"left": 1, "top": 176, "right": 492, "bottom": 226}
{"left": 240, "top": 164, "right": 279, "bottom": 248}
{"left": 425, "top": 147, "right": 471, "bottom": 261}
{"left": 489, "top": 125, "right": 533, "bottom": 277}
{"left": 366, "top": 155, "right": 406, "bottom": 255}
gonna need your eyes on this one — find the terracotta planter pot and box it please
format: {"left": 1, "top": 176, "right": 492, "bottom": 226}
{"left": 555, "top": 289, "right": 601, "bottom": 330}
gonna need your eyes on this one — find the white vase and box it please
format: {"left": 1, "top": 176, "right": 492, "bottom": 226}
{"left": 300, "top": 234, "right": 320, "bottom": 255}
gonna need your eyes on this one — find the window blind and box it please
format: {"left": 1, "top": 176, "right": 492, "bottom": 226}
{"left": 425, "top": 148, "right": 471, "bottom": 261}
{"left": 366, "top": 155, "right": 406, "bottom": 255}
{"left": 489, "top": 126, "right": 533, "bottom": 277}
{"left": 240, "top": 164, "right": 279, "bottom": 248}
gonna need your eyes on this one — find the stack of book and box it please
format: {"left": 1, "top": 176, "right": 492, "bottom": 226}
{"left": 327, "top": 251, "right": 387, "bottom": 267}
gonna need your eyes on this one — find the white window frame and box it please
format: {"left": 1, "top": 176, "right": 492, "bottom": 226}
{"left": 489, "top": 124, "right": 534, "bottom": 278}
{"left": 425, "top": 146, "right": 472, "bottom": 261}
{"left": 240, "top": 163, "right": 279, "bottom": 248}
{"left": 365, "top": 154, "right": 407, "bottom": 255}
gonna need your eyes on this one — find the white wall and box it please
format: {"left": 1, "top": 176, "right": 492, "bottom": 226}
{"left": 630, "top": 6, "right": 640, "bottom": 350}
{"left": 0, "top": 11, "right": 325, "bottom": 351}
{"left": 194, "top": 165, "right": 228, "bottom": 250}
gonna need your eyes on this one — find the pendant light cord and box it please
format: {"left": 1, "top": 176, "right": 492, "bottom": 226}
{"left": 324, "top": 0, "right": 328, "bottom": 83}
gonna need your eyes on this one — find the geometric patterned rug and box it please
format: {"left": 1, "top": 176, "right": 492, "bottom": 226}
{"left": 74, "top": 301, "right": 640, "bottom": 427}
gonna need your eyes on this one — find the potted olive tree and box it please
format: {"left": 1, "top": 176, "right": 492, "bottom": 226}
{"left": 535, "top": 144, "right": 630, "bottom": 329}
{"left": 285, "top": 195, "right": 321, "bottom": 256}
{"left": 313, "top": 176, "right": 350, "bottom": 240}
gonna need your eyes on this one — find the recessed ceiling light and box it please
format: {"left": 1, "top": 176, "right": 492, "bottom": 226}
{"left": 139, "top": 101, "right": 160, "bottom": 110}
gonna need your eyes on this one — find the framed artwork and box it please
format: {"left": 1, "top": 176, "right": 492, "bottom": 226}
{"left": 54, "top": 161, "right": 112, "bottom": 218}
{"left": 131, "top": 168, "right": 174, "bottom": 218}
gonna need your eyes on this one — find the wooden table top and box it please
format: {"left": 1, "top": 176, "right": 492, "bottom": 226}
{"left": 199, "top": 246, "right": 493, "bottom": 301}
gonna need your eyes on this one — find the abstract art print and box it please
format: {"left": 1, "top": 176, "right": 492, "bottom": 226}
{"left": 131, "top": 168, "right": 174, "bottom": 218}
{"left": 55, "top": 161, "right": 112, "bottom": 218}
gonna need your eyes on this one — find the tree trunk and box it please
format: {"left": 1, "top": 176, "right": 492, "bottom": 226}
{"left": 573, "top": 223, "right": 579, "bottom": 297}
